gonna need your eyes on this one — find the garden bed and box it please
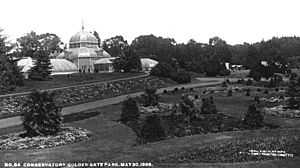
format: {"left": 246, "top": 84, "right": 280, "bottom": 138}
{"left": 158, "top": 136, "right": 300, "bottom": 163}
{"left": 0, "top": 76, "right": 167, "bottom": 117}
{"left": 0, "top": 127, "right": 93, "bottom": 150}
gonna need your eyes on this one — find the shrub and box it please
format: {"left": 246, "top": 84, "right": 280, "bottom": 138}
{"left": 174, "top": 88, "right": 179, "bottom": 92}
{"left": 141, "top": 88, "right": 160, "bottom": 107}
{"left": 201, "top": 97, "right": 218, "bottom": 114}
{"left": 181, "top": 87, "right": 185, "bottom": 90}
{"left": 286, "top": 84, "right": 300, "bottom": 110}
{"left": 246, "top": 88, "right": 251, "bottom": 96}
{"left": 222, "top": 81, "right": 228, "bottom": 87}
{"left": 190, "top": 88, "right": 194, "bottom": 92}
{"left": 254, "top": 96, "right": 260, "bottom": 103}
{"left": 264, "top": 89, "right": 269, "bottom": 94}
{"left": 163, "top": 90, "right": 168, "bottom": 94}
{"left": 246, "top": 79, "right": 253, "bottom": 85}
{"left": 252, "top": 72, "right": 262, "bottom": 82}
{"left": 179, "top": 95, "right": 201, "bottom": 121}
{"left": 121, "top": 97, "right": 140, "bottom": 122}
{"left": 150, "top": 62, "right": 175, "bottom": 78}
{"left": 195, "top": 95, "right": 199, "bottom": 99}
{"left": 243, "top": 104, "right": 264, "bottom": 129}
{"left": 141, "top": 114, "right": 166, "bottom": 142}
{"left": 275, "top": 88, "right": 279, "bottom": 92}
{"left": 218, "top": 69, "right": 231, "bottom": 76}
{"left": 227, "top": 90, "right": 233, "bottom": 97}
{"left": 171, "top": 70, "right": 191, "bottom": 84}
{"left": 257, "top": 88, "right": 261, "bottom": 92}
{"left": 21, "top": 90, "right": 62, "bottom": 137}
{"left": 290, "top": 72, "right": 298, "bottom": 81}
{"left": 210, "top": 90, "right": 214, "bottom": 94}
{"left": 226, "top": 79, "right": 231, "bottom": 84}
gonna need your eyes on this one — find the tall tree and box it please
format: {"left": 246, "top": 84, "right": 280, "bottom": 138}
{"left": 102, "top": 35, "right": 127, "bottom": 57}
{"left": 0, "top": 29, "right": 24, "bottom": 94}
{"left": 28, "top": 50, "right": 52, "bottom": 81}
{"left": 209, "top": 36, "right": 232, "bottom": 63}
{"left": 17, "top": 31, "right": 63, "bottom": 57}
{"left": 93, "top": 31, "right": 101, "bottom": 47}
{"left": 113, "top": 45, "right": 141, "bottom": 72}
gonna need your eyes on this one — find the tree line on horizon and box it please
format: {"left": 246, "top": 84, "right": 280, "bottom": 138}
{"left": 1, "top": 28, "right": 300, "bottom": 93}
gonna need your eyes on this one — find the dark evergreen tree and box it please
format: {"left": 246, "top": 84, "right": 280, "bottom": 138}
{"left": 120, "top": 97, "right": 140, "bottom": 122}
{"left": 243, "top": 104, "right": 264, "bottom": 129}
{"left": 201, "top": 97, "right": 218, "bottom": 114}
{"left": 0, "top": 29, "right": 24, "bottom": 93}
{"left": 141, "top": 114, "right": 166, "bottom": 142}
{"left": 28, "top": 50, "right": 53, "bottom": 80}
{"left": 21, "top": 90, "right": 62, "bottom": 137}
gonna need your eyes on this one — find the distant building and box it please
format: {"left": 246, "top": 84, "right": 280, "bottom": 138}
{"left": 57, "top": 24, "right": 113, "bottom": 73}
{"left": 140, "top": 58, "right": 158, "bottom": 71}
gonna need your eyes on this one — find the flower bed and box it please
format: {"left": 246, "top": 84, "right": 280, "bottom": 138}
{"left": 139, "top": 103, "right": 173, "bottom": 114}
{"left": 262, "top": 105, "right": 300, "bottom": 118}
{"left": 0, "top": 127, "right": 93, "bottom": 150}
{"left": 158, "top": 136, "right": 300, "bottom": 163}
{"left": 0, "top": 77, "right": 167, "bottom": 117}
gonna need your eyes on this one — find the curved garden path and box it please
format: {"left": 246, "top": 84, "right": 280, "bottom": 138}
{"left": 0, "top": 78, "right": 225, "bottom": 129}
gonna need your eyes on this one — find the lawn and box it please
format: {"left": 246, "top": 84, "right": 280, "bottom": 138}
{"left": 9, "top": 72, "right": 146, "bottom": 94}
{"left": 0, "top": 84, "right": 299, "bottom": 168}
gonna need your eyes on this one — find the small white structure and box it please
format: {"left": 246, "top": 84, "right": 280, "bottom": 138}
{"left": 141, "top": 58, "right": 158, "bottom": 71}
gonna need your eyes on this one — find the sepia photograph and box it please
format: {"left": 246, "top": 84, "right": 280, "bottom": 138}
{"left": 0, "top": 0, "right": 300, "bottom": 167}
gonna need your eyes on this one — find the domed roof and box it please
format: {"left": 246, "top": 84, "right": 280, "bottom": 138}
{"left": 69, "top": 28, "right": 98, "bottom": 44}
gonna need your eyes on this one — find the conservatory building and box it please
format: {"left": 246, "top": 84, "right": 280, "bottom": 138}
{"left": 57, "top": 25, "right": 112, "bottom": 72}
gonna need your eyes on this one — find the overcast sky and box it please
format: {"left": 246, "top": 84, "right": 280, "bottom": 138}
{"left": 1, "top": 0, "right": 300, "bottom": 45}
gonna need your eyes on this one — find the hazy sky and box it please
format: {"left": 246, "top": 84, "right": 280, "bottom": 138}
{"left": 1, "top": 0, "right": 300, "bottom": 45}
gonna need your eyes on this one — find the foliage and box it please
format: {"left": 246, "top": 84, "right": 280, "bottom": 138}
{"left": 159, "top": 136, "right": 300, "bottom": 163}
{"left": 243, "top": 104, "right": 264, "bottom": 129}
{"left": 170, "top": 69, "right": 191, "bottom": 84}
{"left": 286, "top": 83, "right": 300, "bottom": 110}
{"left": 120, "top": 97, "right": 140, "bottom": 122}
{"left": 17, "top": 31, "right": 63, "bottom": 57}
{"left": 178, "top": 95, "right": 201, "bottom": 121}
{"left": 227, "top": 90, "right": 233, "bottom": 97}
{"left": 141, "top": 87, "right": 160, "bottom": 107}
{"left": 218, "top": 69, "right": 231, "bottom": 76}
{"left": 150, "top": 62, "right": 175, "bottom": 78}
{"left": 252, "top": 72, "right": 262, "bottom": 82}
{"left": 102, "top": 35, "right": 127, "bottom": 57}
{"left": 113, "top": 45, "right": 142, "bottom": 72}
{"left": 201, "top": 97, "right": 218, "bottom": 114}
{"left": 246, "top": 88, "right": 251, "bottom": 96}
{"left": 93, "top": 31, "right": 101, "bottom": 47}
{"left": 28, "top": 50, "right": 53, "bottom": 81}
{"left": 21, "top": 90, "right": 62, "bottom": 137}
{"left": 254, "top": 96, "right": 260, "bottom": 103}
{"left": 0, "top": 30, "right": 24, "bottom": 93}
{"left": 141, "top": 114, "right": 166, "bottom": 142}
